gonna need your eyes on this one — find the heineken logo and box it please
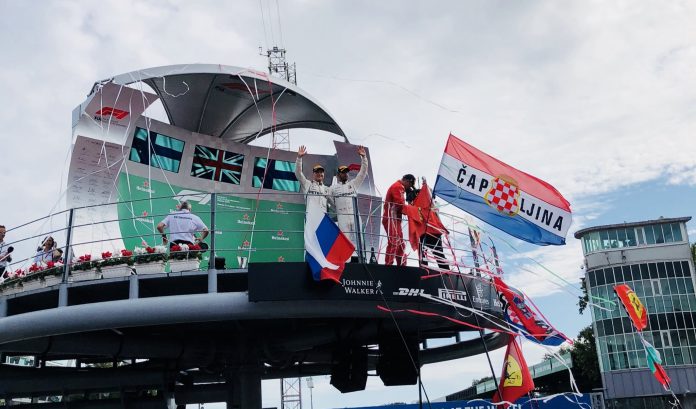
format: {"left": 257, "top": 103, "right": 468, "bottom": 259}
{"left": 272, "top": 230, "right": 289, "bottom": 241}
{"left": 237, "top": 213, "right": 255, "bottom": 225}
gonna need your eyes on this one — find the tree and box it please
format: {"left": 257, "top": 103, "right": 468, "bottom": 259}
{"left": 569, "top": 326, "right": 601, "bottom": 391}
{"left": 577, "top": 277, "right": 589, "bottom": 315}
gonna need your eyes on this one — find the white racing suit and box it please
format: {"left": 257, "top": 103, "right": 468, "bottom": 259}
{"left": 328, "top": 155, "right": 369, "bottom": 252}
{"left": 295, "top": 157, "right": 330, "bottom": 213}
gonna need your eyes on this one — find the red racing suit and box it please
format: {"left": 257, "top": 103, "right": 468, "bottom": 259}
{"left": 382, "top": 180, "right": 406, "bottom": 265}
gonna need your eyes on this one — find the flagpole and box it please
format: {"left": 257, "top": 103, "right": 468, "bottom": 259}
{"left": 434, "top": 188, "right": 504, "bottom": 402}
{"left": 467, "top": 226, "right": 504, "bottom": 402}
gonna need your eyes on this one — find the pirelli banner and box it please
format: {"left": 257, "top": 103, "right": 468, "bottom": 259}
{"left": 248, "top": 262, "right": 503, "bottom": 314}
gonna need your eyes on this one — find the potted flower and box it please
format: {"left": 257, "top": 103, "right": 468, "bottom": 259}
{"left": 39, "top": 260, "right": 64, "bottom": 287}
{"left": 168, "top": 243, "right": 201, "bottom": 273}
{"left": 71, "top": 254, "right": 100, "bottom": 282}
{"left": 133, "top": 245, "right": 167, "bottom": 275}
{"left": 21, "top": 263, "right": 46, "bottom": 291}
{"left": 0, "top": 269, "right": 25, "bottom": 295}
{"left": 98, "top": 250, "right": 134, "bottom": 279}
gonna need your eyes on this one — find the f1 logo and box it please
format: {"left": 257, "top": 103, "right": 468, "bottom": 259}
{"left": 95, "top": 107, "right": 129, "bottom": 120}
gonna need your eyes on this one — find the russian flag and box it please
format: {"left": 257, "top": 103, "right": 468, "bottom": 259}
{"left": 304, "top": 206, "right": 356, "bottom": 283}
{"left": 433, "top": 134, "right": 572, "bottom": 245}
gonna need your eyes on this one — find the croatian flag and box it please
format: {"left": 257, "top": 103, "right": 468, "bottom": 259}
{"left": 433, "top": 134, "right": 572, "bottom": 245}
{"left": 304, "top": 206, "right": 355, "bottom": 282}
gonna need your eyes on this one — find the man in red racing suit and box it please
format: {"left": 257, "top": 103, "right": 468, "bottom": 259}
{"left": 382, "top": 174, "right": 415, "bottom": 265}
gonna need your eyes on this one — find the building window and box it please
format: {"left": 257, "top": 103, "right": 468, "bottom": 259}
{"left": 661, "top": 330, "right": 672, "bottom": 347}
{"left": 190, "top": 145, "right": 245, "bottom": 185}
{"left": 672, "top": 223, "right": 684, "bottom": 242}
{"left": 651, "top": 279, "right": 662, "bottom": 296}
{"left": 636, "top": 227, "right": 645, "bottom": 245}
{"left": 129, "top": 127, "right": 185, "bottom": 173}
{"left": 251, "top": 158, "right": 300, "bottom": 192}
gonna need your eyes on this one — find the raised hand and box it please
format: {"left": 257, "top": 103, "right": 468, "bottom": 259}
{"left": 298, "top": 145, "right": 307, "bottom": 157}
{"left": 357, "top": 145, "right": 366, "bottom": 157}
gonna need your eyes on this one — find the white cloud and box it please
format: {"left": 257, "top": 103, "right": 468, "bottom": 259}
{"left": 1, "top": 0, "right": 695, "bottom": 407}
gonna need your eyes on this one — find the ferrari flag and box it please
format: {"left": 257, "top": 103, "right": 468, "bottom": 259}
{"left": 433, "top": 134, "right": 572, "bottom": 245}
{"left": 614, "top": 284, "right": 648, "bottom": 331}
{"left": 492, "top": 338, "right": 534, "bottom": 408}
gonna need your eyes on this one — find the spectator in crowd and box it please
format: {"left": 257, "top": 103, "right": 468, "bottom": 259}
{"left": 0, "top": 225, "right": 13, "bottom": 275}
{"left": 34, "top": 236, "right": 57, "bottom": 264}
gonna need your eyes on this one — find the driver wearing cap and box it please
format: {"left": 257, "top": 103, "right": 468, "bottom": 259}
{"left": 328, "top": 145, "right": 368, "bottom": 250}
{"left": 295, "top": 145, "right": 331, "bottom": 213}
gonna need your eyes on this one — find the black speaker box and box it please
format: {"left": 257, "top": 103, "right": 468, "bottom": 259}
{"left": 377, "top": 338, "right": 419, "bottom": 386}
{"left": 330, "top": 346, "right": 368, "bottom": 393}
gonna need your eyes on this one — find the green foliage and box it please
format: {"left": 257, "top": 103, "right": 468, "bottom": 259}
{"left": 569, "top": 326, "right": 601, "bottom": 391}
{"left": 578, "top": 276, "right": 589, "bottom": 315}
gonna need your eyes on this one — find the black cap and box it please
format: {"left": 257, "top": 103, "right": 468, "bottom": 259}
{"left": 402, "top": 174, "right": 416, "bottom": 183}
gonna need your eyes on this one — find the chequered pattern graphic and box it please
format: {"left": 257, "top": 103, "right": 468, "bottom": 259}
{"left": 485, "top": 178, "right": 520, "bottom": 216}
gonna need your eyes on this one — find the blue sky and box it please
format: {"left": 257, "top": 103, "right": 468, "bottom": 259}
{"left": 1, "top": 0, "right": 695, "bottom": 408}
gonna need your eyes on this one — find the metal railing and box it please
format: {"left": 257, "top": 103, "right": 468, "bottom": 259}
{"left": 0, "top": 190, "right": 498, "bottom": 296}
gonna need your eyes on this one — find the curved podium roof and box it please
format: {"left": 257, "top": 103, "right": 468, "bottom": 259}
{"left": 95, "top": 64, "right": 346, "bottom": 143}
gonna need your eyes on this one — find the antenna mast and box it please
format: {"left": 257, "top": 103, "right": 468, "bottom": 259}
{"left": 263, "top": 46, "right": 297, "bottom": 150}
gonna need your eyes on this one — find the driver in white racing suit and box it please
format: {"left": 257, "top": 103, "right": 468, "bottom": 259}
{"left": 328, "top": 145, "right": 369, "bottom": 253}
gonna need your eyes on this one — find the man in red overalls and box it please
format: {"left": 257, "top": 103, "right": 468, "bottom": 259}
{"left": 382, "top": 174, "right": 415, "bottom": 265}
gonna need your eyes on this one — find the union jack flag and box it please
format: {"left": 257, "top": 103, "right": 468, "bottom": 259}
{"left": 191, "top": 145, "right": 245, "bottom": 185}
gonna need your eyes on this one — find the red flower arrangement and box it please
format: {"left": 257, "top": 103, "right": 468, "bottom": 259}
{"left": 72, "top": 254, "right": 95, "bottom": 272}
{"left": 146, "top": 247, "right": 156, "bottom": 254}
{"left": 101, "top": 251, "right": 113, "bottom": 259}
{"left": 28, "top": 263, "right": 43, "bottom": 273}
{"left": 121, "top": 249, "right": 133, "bottom": 257}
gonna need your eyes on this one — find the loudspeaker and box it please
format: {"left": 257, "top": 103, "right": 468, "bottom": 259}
{"left": 330, "top": 346, "right": 368, "bottom": 393}
{"left": 214, "top": 257, "right": 226, "bottom": 269}
{"left": 377, "top": 337, "right": 419, "bottom": 386}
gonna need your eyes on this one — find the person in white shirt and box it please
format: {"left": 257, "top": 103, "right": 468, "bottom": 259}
{"left": 0, "top": 225, "right": 14, "bottom": 275}
{"left": 328, "top": 146, "right": 369, "bottom": 249}
{"left": 34, "top": 236, "right": 57, "bottom": 264}
{"left": 157, "top": 201, "right": 209, "bottom": 247}
{"left": 295, "top": 145, "right": 331, "bottom": 213}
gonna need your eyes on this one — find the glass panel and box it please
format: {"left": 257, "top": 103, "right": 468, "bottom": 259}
{"left": 673, "top": 296, "right": 682, "bottom": 312}
{"left": 251, "top": 158, "right": 300, "bottom": 192}
{"left": 628, "top": 350, "right": 639, "bottom": 368}
{"left": 649, "top": 263, "right": 659, "bottom": 279}
{"left": 655, "top": 225, "right": 665, "bottom": 244}
{"left": 636, "top": 227, "right": 645, "bottom": 245}
{"left": 682, "top": 347, "right": 692, "bottom": 365}
{"left": 640, "top": 263, "right": 650, "bottom": 280}
{"left": 616, "top": 228, "right": 628, "bottom": 248}
{"left": 663, "top": 348, "right": 675, "bottom": 365}
{"left": 686, "top": 279, "right": 695, "bottom": 295}
{"left": 588, "top": 270, "right": 597, "bottom": 287}
{"left": 658, "top": 262, "right": 667, "bottom": 278}
{"left": 190, "top": 145, "right": 245, "bottom": 185}
{"left": 677, "top": 279, "right": 687, "bottom": 295}
{"left": 683, "top": 261, "right": 692, "bottom": 277}
{"left": 668, "top": 279, "right": 680, "bottom": 295}
{"left": 600, "top": 230, "right": 611, "bottom": 249}
{"left": 674, "top": 346, "right": 685, "bottom": 365}
{"left": 672, "top": 223, "right": 683, "bottom": 242}
{"left": 645, "top": 225, "right": 656, "bottom": 244}
{"left": 633, "top": 280, "right": 645, "bottom": 298}
{"left": 589, "top": 231, "right": 601, "bottom": 252}
{"left": 609, "top": 229, "right": 620, "bottom": 248}
{"left": 625, "top": 228, "right": 637, "bottom": 247}
{"left": 622, "top": 266, "right": 631, "bottom": 283}
{"left": 596, "top": 269, "right": 606, "bottom": 286}
{"left": 661, "top": 278, "right": 672, "bottom": 295}
{"left": 661, "top": 330, "right": 672, "bottom": 347}
{"left": 666, "top": 261, "right": 675, "bottom": 277}
{"left": 663, "top": 223, "right": 674, "bottom": 243}
{"left": 652, "top": 279, "right": 662, "bottom": 295}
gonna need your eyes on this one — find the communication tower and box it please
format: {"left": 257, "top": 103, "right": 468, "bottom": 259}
{"left": 263, "top": 46, "right": 297, "bottom": 150}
